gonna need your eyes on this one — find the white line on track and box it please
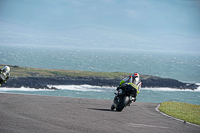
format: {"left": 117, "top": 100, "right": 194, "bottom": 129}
{"left": 126, "top": 123, "right": 169, "bottom": 128}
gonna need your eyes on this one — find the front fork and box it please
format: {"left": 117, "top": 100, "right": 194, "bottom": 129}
{"left": 113, "top": 88, "right": 123, "bottom": 103}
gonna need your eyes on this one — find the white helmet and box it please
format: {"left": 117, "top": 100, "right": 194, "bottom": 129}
{"left": 133, "top": 72, "right": 140, "bottom": 84}
{"left": 3, "top": 66, "right": 10, "bottom": 73}
{"left": 133, "top": 72, "right": 139, "bottom": 79}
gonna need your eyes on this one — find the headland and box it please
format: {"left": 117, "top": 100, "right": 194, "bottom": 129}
{"left": 0, "top": 64, "right": 198, "bottom": 90}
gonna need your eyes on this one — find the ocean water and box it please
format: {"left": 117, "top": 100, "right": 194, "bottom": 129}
{"left": 0, "top": 44, "right": 200, "bottom": 105}
{"left": 0, "top": 85, "right": 200, "bottom": 105}
{"left": 1, "top": 44, "right": 200, "bottom": 83}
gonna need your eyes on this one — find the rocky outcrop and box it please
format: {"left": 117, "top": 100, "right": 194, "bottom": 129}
{"left": 2, "top": 76, "right": 198, "bottom": 90}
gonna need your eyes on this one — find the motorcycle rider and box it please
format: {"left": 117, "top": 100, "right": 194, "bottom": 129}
{"left": 111, "top": 72, "right": 142, "bottom": 110}
{"left": 0, "top": 66, "right": 10, "bottom": 86}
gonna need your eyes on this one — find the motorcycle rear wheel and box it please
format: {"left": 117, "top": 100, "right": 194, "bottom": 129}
{"left": 116, "top": 96, "right": 129, "bottom": 111}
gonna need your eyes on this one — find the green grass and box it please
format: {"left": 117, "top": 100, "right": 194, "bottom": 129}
{"left": 0, "top": 64, "right": 134, "bottom": 79}
{"left": 159, "top": 101, "right": 200, "bottom": 125}
{"left": 0, "top": 64, "right": 158, "bottom": 80}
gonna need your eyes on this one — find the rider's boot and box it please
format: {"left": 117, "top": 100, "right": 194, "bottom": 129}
{"left": 133, "top": 97, "right": 137, "bottom": 102}
{"left": 133, "top": 96, "right": 137, "bottom": 102}
{"left": 127, "top": 97, "right": 136, "bottom": 106}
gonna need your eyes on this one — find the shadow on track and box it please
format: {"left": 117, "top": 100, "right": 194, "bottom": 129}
{"left": 88, "top": 108, "right": 117, "bottom": 112}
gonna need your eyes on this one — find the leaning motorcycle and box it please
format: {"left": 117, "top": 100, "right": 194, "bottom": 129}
{"left": 0, "top": 73, "right": 6, "bottom": 82}
{"left": 0, "top": 72, "right": 6, "bottom": 86}
{"left": 111, "top": 85, "right": 137, "bottom": 111}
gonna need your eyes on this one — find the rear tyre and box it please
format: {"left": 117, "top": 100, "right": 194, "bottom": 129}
{"left": 116, "top": 96, "right": 129, "bottom": 111}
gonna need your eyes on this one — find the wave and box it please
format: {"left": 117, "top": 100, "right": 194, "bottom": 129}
{"left": 142, "top": 87, "right": 200, "bottom": 92}
{"left": 49, "top": 85, "right": 200, "bottom": 92}
{"left": 47, "top": 85, "right": 116, "bottom": 92}
{"left": 0, "top": 84, "right": 199, "bottom": 93}
{"left": 142, "top": 83, "right": 200, "bottom": 92}
{"left": 0, "top": 86, "right": 55, "bottom": 92}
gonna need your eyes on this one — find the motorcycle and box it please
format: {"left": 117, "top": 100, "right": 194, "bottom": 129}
{"left": 0, "top": 71, "right": 7, "bottom": 86}
{"left": 111, "top": 84, "right": 137, "bottom": 111}
{"left": 0, "top": 73, "right": 6, "bottom": 82}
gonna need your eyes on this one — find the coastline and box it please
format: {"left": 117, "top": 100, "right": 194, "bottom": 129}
{"left": 0, "top": 64, "right": 198, "bottom": 90}
{"left": 4, "top": 76, "right": 198, "bottom": 90}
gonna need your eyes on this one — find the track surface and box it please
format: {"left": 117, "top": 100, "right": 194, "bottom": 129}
{"left": 0, "top": 93, "right": 199, "bottom": 133}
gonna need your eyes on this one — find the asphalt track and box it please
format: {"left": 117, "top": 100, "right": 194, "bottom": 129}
{"left": 0, "top": 93, "right": 199, "bottom": 133}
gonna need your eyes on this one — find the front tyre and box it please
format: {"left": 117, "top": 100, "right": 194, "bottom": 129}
{"left": 111, "top": 104, "right": 115, "bottom": 110}
{"left": 116, "top": 96, "right": 129, "bottom": 111}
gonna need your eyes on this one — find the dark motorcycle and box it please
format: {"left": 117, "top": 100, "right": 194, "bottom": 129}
{"left": 0, "top": 73, "right": 6, "bottom": 83}
{"left": 111, "top": 84, "right": 137, "bottom": 111}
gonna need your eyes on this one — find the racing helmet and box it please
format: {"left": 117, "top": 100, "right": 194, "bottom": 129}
{"left": 3, "top": 66, "right": 10, "bottom": 73}
{"left": 133, "top": 72, "right": 139, "bottom": 78}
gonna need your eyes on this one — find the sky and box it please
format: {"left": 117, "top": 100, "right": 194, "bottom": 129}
{"left": 0, "top": 0, "right": 200, "bottom": 36}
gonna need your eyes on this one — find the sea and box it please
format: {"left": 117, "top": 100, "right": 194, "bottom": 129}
{"left": 0, "top": 44, "right": 200, "bottom": 105}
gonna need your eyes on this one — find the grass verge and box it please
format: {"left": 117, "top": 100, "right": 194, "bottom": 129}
{"left": 159, "top": 101, "right": 200, "bottom": 125}
{"left": 0, "top": 64, "right": 154, "bottom": 79}
{"left": 0, "top": 64, "right": 131, "bottom": 78}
